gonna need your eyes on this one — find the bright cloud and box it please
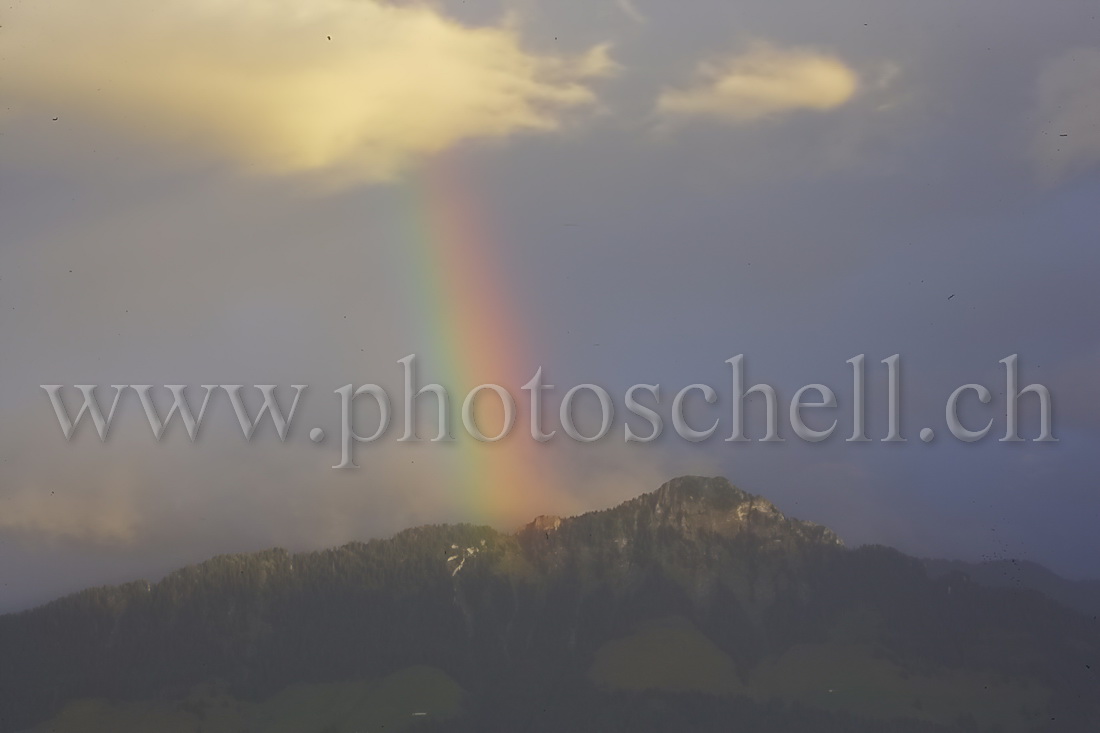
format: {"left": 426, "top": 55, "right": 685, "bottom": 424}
{"left": 1033, "top": 47, "right": 1100, "bottom": 182}
{"left": 2, "top": 0, "right": 614, "bottom": 184}
{"left": 657, "top": 42, "right": 860, "bottom": 123}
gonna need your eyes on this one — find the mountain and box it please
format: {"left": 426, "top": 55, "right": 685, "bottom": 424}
{"left": 922, "top": 558, "right": 1100, "bottom": 616}
{"left": 1, "top": 476, "right": 1097, "bottom": 732}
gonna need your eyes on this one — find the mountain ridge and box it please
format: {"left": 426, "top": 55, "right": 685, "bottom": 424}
{"left": 2, "top": 476, "right": 1097, "bottom": 733}
{"left": 922, "top": 557, "right": 1100, "bottom": 616}
{"left": 7, "top": 476, "right": 839, "bottom": 619}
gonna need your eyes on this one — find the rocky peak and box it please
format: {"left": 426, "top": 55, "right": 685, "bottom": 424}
{"left": 517, "top": 476, "right": 842, "bottom": 558}
{"left": 651, "top": 475, "right": 759, "bottom": 513}
{"left": 612, "top": 475, "right": 843, "bottom": 547}
{"left": 528, "top": 515, "right": 563, "bottom": 534}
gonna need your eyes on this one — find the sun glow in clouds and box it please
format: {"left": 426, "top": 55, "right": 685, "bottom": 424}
{"left": 3, "top": 0, "right": 614, "bottom": 184}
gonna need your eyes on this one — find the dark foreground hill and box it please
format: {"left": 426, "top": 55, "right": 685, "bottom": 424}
{"left": 1, "top": 476, "right": 1097, "bottom": 732}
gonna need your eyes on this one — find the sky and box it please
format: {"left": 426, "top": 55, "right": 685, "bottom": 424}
{"left": 1, "top": 0, "right": 1099, "bottom": 613}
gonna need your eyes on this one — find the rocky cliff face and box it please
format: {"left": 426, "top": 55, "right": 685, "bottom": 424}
{"left": 518, "top": 476, "right": 841, "bottom": 559}
{"left": 515, "top": 476, "right": 842, "bottom": 612}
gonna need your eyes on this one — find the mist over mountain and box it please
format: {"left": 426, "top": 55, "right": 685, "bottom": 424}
{"left": 2, "top": 477, "right": 1097, "bottom": 733}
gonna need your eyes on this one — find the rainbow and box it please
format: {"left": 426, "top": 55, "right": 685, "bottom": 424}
{"left": 394, "top": 155, "right": 572, "bottom": 527}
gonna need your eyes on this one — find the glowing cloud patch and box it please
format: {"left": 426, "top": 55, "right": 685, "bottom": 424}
{"left": 657, "top": 42, "right": 860, "bottom": 123}
{"left": 3, "top": 0, "right": 614, "bottom": 183}
{"left": 0, "top": 484, "right": 142, "bottom": 546}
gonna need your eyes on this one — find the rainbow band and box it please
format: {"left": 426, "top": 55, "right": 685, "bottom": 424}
{"left": 396, "top": 157, "right": 568, "bottom": 526}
